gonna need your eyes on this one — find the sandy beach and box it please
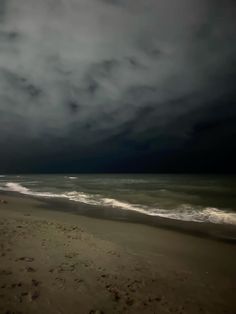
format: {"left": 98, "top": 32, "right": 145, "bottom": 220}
{"left": 0, "top": 194, "right": 236, "bottom": 314}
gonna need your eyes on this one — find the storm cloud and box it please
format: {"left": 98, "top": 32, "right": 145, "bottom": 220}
{"left": 0, "top": 0, "right": 235, "bottom": 172}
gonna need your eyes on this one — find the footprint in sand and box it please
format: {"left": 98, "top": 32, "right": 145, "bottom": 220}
{"left": 31, "top": 279, "right": 40, "bottom": 287}
{"left": 0, "top": 270, "right": 12, "bottom": 275}
{"left": 28, "top": 290, "right": 40, "bottom": 301}
{"left": 16, "top": 257, "right": 34, "bottom": 262}
{"left": 26, "top": 266, "right": 36, "bottom": 273}
{"left": 74, "top": 278, "right": 84, "bottom": 284}
{"left": 10, "top": 282, "right": 22, "bottom": 289}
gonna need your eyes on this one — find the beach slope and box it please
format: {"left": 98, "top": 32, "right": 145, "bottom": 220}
{"left": 0, "top": 194, "right": 236, "bottom": 314}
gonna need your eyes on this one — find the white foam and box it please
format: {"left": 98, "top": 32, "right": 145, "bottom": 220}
{"left": 3, "top": 182, "right": 236, "bottom": 225}
{"left": 99, "top": 199, "right": 236, "bottom": 224}
{"left": 6, "top": 182, "right": 30, "bottom": 194}
{"left": 101, "top": 198, "right": 151, "bottom": 215}
{"left": 5, "top": 182, "right": 63, "bottom": 198}
{"left": 201, "top": 207, "right": 236, "bottom": 225}
{"left": 66, "top": 191, "right": 100, "bottom": 206}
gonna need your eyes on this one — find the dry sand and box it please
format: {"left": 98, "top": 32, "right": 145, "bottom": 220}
{"left": 0, "top": 194, "right": 236, "bottom": 314}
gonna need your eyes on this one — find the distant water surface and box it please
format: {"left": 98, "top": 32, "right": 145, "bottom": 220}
{"left": 0, "top": 174, "right": 236, "bottom": 225}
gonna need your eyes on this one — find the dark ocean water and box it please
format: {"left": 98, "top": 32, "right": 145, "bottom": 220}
{"left": 0, "top": 174, "right": 236, "bottom": 225}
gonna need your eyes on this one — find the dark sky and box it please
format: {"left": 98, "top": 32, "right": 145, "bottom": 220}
{"left": 0, "top": 0, "right": 235, "bottom": 173}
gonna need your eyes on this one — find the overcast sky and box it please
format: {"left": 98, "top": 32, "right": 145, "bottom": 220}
{"left": 0, "top": 0, "right": 235, "bottom": 173}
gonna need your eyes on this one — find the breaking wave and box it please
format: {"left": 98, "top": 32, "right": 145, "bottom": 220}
{"left": 65, "top": 176, "right": 77, "bottom": 180}
{"left": 2, "top": 182, "right": 236, "bottom": 225}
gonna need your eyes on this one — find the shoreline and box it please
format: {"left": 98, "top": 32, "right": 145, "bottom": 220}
{"left": 0, "top": 193, "right": 236, "bottom": 313}
{"left": 2, "top": 191, "right": 236, "bottom": 244}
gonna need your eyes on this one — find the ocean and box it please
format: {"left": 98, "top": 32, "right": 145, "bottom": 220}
{"left": 0, "top": 174, "right": 236, "bottom": 225}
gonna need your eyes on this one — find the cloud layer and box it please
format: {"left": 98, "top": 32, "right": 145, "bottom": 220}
{"left": 0, "top": 0, "right": 235, "bottom": 172}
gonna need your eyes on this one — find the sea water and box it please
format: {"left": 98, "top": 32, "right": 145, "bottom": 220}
{"left": 0, "top": 174, "right": 236, "bottom": 225}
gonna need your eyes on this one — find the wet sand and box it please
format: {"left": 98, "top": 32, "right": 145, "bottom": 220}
{"left": 0, "top": 194, "right": 236, "bottom": 314}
